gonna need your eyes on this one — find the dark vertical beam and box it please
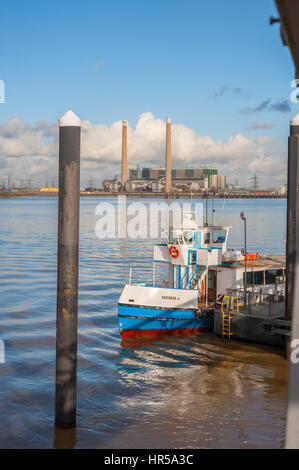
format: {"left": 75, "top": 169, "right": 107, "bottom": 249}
{"left": 286, "top": 113, "right": 299, "bottom": 448}
{"left": 55, "top": 110, "right": 81, "bottom": 428}
{"left": 274, "top": 2, "right": 299, "bottom": 448}
{"left": 286, "top": 115, "right": 299, "bottom": 321}
{"left": 244, "top": 217, "right": 247, "bottom": 307}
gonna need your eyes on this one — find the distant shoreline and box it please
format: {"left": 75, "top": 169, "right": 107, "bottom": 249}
{"left": 0, "top": 191, "right": 286, "bottom": 199}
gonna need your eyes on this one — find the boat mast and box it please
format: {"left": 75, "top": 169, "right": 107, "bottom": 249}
{"left": 212, "top": 197, "right": 215, "bottom": 226}
{"left": 206, "top": 268, "right": 208, "bottom": 307}
{"left": 205, "top": 194, "right": 208, "bottom": 226}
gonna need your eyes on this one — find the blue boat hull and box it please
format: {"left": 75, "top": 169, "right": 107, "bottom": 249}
{"left": 118, "top": 304, "right": 213, "bottom": 338}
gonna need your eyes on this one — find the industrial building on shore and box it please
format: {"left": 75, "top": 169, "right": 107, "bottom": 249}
{"left": 102, "top": 166, "right": 227, "bottom": 193}
{"left": 102, "top": 117, "right": 228, "bottom": 193}
{"left": 97, "top": 117, "right": 284, "bottom": 197}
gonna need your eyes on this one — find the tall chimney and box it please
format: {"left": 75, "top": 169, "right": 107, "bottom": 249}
{"left": 165, "top": 117, "right": 172, "bottom": 194}
{"left": 121, "top": 120, "right": 128, "bottom": 189}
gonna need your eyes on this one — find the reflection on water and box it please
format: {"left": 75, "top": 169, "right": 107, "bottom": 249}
{"left": 114, "top": 334, "right": 286, "bottom": 449}
{"left": 54, "top": 427, "right": 77, "bottom": 449}
{"left": 0, "top": 197, "right": 287, "bottom": 448}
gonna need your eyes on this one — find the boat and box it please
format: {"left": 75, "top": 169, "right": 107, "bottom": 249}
{"left": 117, "top": 214, "right": 285, "bottom": 338}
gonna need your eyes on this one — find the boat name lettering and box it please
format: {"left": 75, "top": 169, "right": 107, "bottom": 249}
{"left": 162, "top": 295, "right": 177, "bottom": 300}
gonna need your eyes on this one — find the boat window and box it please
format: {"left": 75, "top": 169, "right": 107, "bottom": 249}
{"left": 204, "top": 232, "right": 211, "bottom": 244}
{"left": 265, "top": 269, "right": 284, "bottom": 284}
{"left": 178, "top": 234, "right": 184, "bottom": 244}
{"left": 208, "top": 270, "right": 216, "bottom": 288}
{"left": 169, "top": 231, "right": 179, "bottom": 244}
{"left": 212, "top": 229, "right": 226, "bottom": 244}
{"left": 244, "top": 272, "right": 254, "bottom": 286}
{"left": 183, "top": 231, "right": 194, "bottom": 244}
{"left": 189, "top": 250, "right": 197, "bottom": 264}
{"left": 194, "top": 232, "right": 201, "bottom": 247}
{"left": 253, "top": 271, "right": 264, "bottom": 285}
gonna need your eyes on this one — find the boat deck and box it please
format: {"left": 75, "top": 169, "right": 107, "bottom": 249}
{"left": 221, "top": 254, "right": 285, "bottom": 269}
{"left": 198, "top": 301, "right": 216, "bottom": 310}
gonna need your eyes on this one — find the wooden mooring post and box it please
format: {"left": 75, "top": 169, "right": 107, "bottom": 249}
{"left": 286, "top": 113, "right": 299, "bottom": 448}
{"left": 55, "top": 110, "right": 81, "bottom": 428}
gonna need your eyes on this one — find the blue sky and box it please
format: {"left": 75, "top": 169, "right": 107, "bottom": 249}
{"left": 0, "top": 0, "right": 297, "bottom": 187}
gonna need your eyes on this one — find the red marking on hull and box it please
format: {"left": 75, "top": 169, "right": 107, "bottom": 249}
{"left": 120, "top": 327, "right": 213, "bottom": 338}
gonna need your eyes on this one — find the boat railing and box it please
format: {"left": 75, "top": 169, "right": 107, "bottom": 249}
{"left": 223, "top": 287, "right": 285, "bottom": 314}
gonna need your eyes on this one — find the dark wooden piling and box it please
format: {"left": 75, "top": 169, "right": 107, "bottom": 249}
{"left": 55, "top": 110, "right": 81, "bottom": 428}
{"left": 286, "top": 115, "right": 299, "bottom": 322}
{"left": 286, "top": 113, "right": 299, "bottom": 448}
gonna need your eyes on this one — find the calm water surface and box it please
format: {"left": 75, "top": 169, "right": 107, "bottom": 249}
{"left": 0, "top": 197, "right": 287, "bottom": 448}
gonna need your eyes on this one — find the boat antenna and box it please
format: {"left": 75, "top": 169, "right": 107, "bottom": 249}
{"left": 211, "top": 195, "right": 215, "bottom": 226}
{"left": 204, "top": 193, "right": 208, "bottom": 226}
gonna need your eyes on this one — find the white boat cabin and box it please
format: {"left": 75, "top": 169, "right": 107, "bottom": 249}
{"left": 153, "top": 221, "right": 285, "bottom": 306}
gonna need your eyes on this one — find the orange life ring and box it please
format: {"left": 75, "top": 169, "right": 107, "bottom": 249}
{"left": 169, "top": 245, "right": 179, "bottom": 258}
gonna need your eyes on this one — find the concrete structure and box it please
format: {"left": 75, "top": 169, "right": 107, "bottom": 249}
{"left": 218, "top": 174, "right": 226, "bottom": 190}
{"left": 102, "top": 178, "right": 121, "bottom": 192}
{"left": 210, "top": 174, "right": 227, "bottom": 191}
{"left": 286, "top": 114, "right": 299, "bottom": 322}
{"left": 210, "top": 174, "right": 218, "bottom": 190}
{"left": 102, "top": 166, "right": 229, "bottom": 193}
{"left": 55, "top": 110, "right": 81, "bottom": 428}
{"left": 275, "top": 0, "right": 299, "bottom": 77}
{"left": 213, "top": 303, "right": 286, "bottom": 348}
{"left": 272, "top": 4, "right": 299, "bottom": 447}
{"left": 128, "top": 166, "right": 219, "bottom": 189}
{"left": 286, "top": 112, "right": 299, "bottom": 448}
{"left": 165, "top": 117, "right": 171, "bottom": 193}
{"left": 278, "top": 185, "right": 287, "bottom": 196}
{"left": 125, "top": 178, "right": 164, "bottom": 193}
{"left": 121, "top": 120, "right": 128, "bottom": 188}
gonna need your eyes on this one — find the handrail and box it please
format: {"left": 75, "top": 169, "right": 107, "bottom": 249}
{"left": 231, "top": 296, "right": 239, "bottom": 313}
{"left": 221, "top": 295, "right": 230, "bottom": 314}
{"left": 225, "top": 288, "right": 285, "bottom": 307}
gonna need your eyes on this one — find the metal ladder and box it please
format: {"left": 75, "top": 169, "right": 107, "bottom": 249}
{"left": 221, "top": 295, "right": 239, "bottom": 339}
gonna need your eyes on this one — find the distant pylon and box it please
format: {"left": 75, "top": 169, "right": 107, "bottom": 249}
{"left": 89, "top": 177, "right": 95, "bottom": 189}
{"left": 250, "top": 174, "right": 259, "bottom": 190}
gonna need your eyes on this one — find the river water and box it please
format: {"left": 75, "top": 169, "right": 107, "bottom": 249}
{"left": 0, "top": 196, "right": 287, "bottom": 448}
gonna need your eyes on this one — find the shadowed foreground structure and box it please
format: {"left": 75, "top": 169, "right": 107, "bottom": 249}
{"left": 275, "top": 0, "right": 299, "bottom": 449}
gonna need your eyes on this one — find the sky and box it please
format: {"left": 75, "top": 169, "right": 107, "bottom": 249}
{"left": 0, "top": 0, "right": 297, "bottom": 188}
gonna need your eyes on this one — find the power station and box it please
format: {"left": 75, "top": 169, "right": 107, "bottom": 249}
{"left": 102, "top": 116, "right": 227, "bottom": 193}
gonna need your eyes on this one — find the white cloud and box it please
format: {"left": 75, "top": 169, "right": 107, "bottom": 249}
{"left": 0, "top": 112, "right": 286, "bottom": 188}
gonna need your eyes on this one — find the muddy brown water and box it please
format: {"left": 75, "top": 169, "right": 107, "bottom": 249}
{"left": 0, "top": 197, "right": 287, "bottom": 448}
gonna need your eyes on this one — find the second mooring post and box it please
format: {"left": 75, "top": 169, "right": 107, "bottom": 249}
{"left": 55, "top": 110, "right": 81, "bottom": 428}
{"left": 286, "top": 113, "right": 299, "bottom": 448}
{"left": 286, "top": 114, "right": 299, "bottom": 323}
